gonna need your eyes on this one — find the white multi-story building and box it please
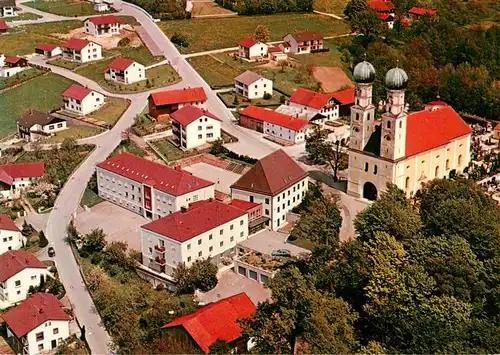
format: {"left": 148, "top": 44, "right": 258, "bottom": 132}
{"left": 96, "top": 152, "right": 215, "bottom": 220}
{"left": 170, "top": 105, "right": 222, "bottom": 150}
{"left": 104, "top": 58, "right": 145, "bottom": 85}
{"left": 0, "top": 214, "right": 23, "bottom": 254}
{"left": 0, "top": 250, "right": 48, "bottom": 309}
{"left": 148, "top": 87, "right": 207, "bottom": 119}
{"left": 234, "top": 71, "right": 273, "bottom": 100}
{"left": 0, "top": 162, "right": 44, "bottom": 199}
{"left": 0, "top": 0, "right": 16, "bottom": 17}
{"left": 2, "top": 293, "right": 71, "bottom": 355}
{"left": 231, "top": 149, "right": 309, "bottom": 230}
{"left": 282, "top": 30, "right": 323, "bottom": 54}
{"left": 60, "top": 38, "right": 102, "bottom": 63}
{"left": 62, "top": 84, "right": 105, "bottom": 115}
{"left": 237, "top": 37, "right": 268, "bottom": 61}
{"left": 287, "top": 87, "right": 340, "bottom": 123}
{"left": 84, "top": 15, "right": 121, "bottom": 36}
{"left": 140, "top": 198, "right": 249, "bottom": 277}
{"left": 17, "top": 110, "right": 67, "bottom": 142}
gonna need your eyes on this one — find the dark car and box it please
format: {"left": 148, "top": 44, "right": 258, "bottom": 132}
{"left": 48, "top": 246, "right": 55, "bottom": 257}
{"left": 271, "top": 249, "right": 291, "bottom": 257}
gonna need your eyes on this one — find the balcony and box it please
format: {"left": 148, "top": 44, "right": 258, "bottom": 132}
{"left": 154, "top": 245, "right": 166, "bottom": 253}
{"left": 155, "top": 256, "right": 166, "bottom": 265}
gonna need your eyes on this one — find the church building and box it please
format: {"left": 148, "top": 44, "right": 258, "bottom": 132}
{"left": 347, "top": 60, "right": 472, "bottom": 200}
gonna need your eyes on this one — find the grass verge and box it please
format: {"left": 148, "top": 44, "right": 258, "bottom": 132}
{"left": 45, "top": 125, "right": 103, "bottom": 143}
{"left": 149, "top": 139, "right": 197, "bottom": 162}
{"left": 5, "top": 12, "right": 42, "bottom": 21}
{"left": 87, "top": 98, "right": 130, "bottom": 126}
{"left": 80, "top": 188, "right": 104, "bottom": 208}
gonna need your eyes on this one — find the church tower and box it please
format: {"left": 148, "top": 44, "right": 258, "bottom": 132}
{"left": 349, "top": 60, "right": 376, "bottom": 151}
{"left": 380, "top": 65, "right": 409, "bottom": 160}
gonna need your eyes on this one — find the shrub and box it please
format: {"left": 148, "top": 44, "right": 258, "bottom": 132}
{"left": 263, "top": 92, "right": 272, "bottom": 100}
{"left": 38, "top": 231, "right": 49, "bottom": 248}
{"left": 310, "top": 48, "right": 330, "bottom": 53}
{"left": 91, "top": 252, "right": 103, "bottom": 265}
{"left": 280, "top": 95, "right": 286, "bottom": 103}
{"left": 117, "top": 37, "right": 130, "bottom": 47}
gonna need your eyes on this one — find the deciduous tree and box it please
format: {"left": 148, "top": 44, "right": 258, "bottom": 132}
{"left": 253, "top": 24, "right": 270, "bottom": 42}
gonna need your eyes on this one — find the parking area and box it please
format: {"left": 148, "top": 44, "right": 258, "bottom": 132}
{"left": 183, "top": 162, "right": 241, "bottom": 195}
{"left": 237, "top": 229, "right": 310, "bottom": 257}
{"left": 75, "top": 201, "right": 148, "bottom": 251}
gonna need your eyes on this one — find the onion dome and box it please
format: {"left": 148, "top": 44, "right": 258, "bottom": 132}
{"left": 385, "top": 65, "right": 408, "bottom": 90}
{"left": 353, "top": 60, "right": 376, "bottom": 84}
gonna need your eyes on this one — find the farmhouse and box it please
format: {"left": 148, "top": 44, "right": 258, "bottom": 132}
{"left": 35, "top": 43, "right": 62, "bottom": 58}
{"left": 282, "top": 30, "right": 323, "bottom": 54}
{"left": 0, "top": 0, "right": 16, "bottom": 17}
{"left": 104, "top": 58, "right": 145, "bottom": 84}
{"left": 0, "top": 162, "right": 44, "bottom": 199}
{"left": 234, "top": 71, "right": 273, "bottom": 100}
{"left": 0, "top": 56, "right": 28, "bottom": 77}
{"left": 84, "top": 15, "right": 122, "bottom": 36}
{"left": 17, "top": 110, "right": 67, "bottom": 142}
{"left": 368, "top": 0, "right": 396, "bottom": 27}
{"left": 0, "top": 215, "right": 23, "bottom": 255}
{"left": 408, "top": 6, "right": 437, "bottom": 20}
{"left": 237, "top": 37, "right": 268, "bottom": 61}
{"left": 148, "top": 87, "right": 207, "bottom": 119}
{"left": 267, "top": 45, "right": 287, "bottom": 61}
{"left": 61, "top": 38, "right": 102, "bottom": 63}
{"left": 62, "top": 84, "right": 105, "bottom": 115}
{"left": 379, "top": 13, "right": 395, "bottom": 29}
{"left": 287, "top": 87, "right": 340, "bottom": 123}
{"left": 331, "top": 87, "right": 356, "bottom": 116}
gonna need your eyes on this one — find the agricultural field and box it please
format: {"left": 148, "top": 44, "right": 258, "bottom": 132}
{"left": 191, "top": 2, "right": 236, "bottom": 16}
{"left": 312, "top": 0, "right": 348, "bottom": 15}
{"left": 219, "top": 90, "right": 284, "bottom": 108}
{"left": 160, "top": 13, "right": 350, "bottom": 53}
{"left": 24, "top": 0, "right": 114, "bottom": 17}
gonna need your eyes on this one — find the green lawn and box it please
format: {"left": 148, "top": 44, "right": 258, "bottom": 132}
{"left": 5, "top": 12, "right": 42, "bottom": 21}
{"left": 110, "top": 139, "right": 145, "bottom": 158}
{"left": 0, "top": 68, "right": 46, "bottom": 90}
{"left": 312, "top": 0, "right": 348, "bottom": 15}
{"left": 287, "top": 235, "right": 318, "bottom": 251}
{"left": 159, "top": 13, "right": 350, "bottom": 53}
{"left": 0, "top": 73, "right": 74, "bottom": 138}
{"left": 290, "top": 38, "right": 344, "bottom": 67}
{"left": 87, "top": 98, "right": 129, "bottom": 126}
{"left": 45, "top": 125, "right": 103, "bottom": 142}
{"left": 80, "top": 188, "right": 104, "bottom": 208}
{"left": 149, "top": 139, "right": 197, "bottom": 162}
{"left": 24, "top": 0, "right": 114, "bottom": 16}
{"left": 49, "top": 58, "right": 82, "bottom": 70}
{"left": 219, "top": 90, "right": 284, "bottom": 108}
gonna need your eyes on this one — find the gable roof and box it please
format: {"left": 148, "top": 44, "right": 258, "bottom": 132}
{"left": 170, "top": 105, "right": 221, "bottom": 127}
{"left": 408, "top": 7, "right": 436, "bottom": 16}
{"left": 142, "top": 199, "right": 247, "bottom": 242}
{"left": 107, "top": 57, "right": 135, "bottom": 71}
{"left": 234, "top": 71, "right": 265, "bottom": 86}
{"left": 162, "top": 293, "right": 255, "bottom": 353}
{"left": 493, "top": 122, "right": 500, "bottom": 131}
{"left": 331, "top": 87, "right": 355, "bottom": 105}
{"left": 231, "top": 149, "right": 307, "bottom": 196}
{"left": 0, "top": 250, "right": 45, "bottom": 282}
{"left": 238, "top": 36, "right": 258, "bottom": 48}
{"left": 287, "top": 30, "right": 323, "bottom": 42}
{"left": 96, "top": 153, "right": 213, "bottom": 196}
{"left": 85, "top": 14, "right": 122, "bottom": 25}
{"left": 0, "top": 19, "right": 8, "bottom": 31}
{"left": 368, "top": 0, "right": 395, "bottom": 12}
{"left": 149, "top": 87, "right": 207, "bottom": 106}
{"left": 61, "top": 38, "right": 93, "bottom": 51}
{"left": 0, "top": 0, "right": 15, "bottom": 7}
{"left": 378, "top": 13, "right": 394, "bottom": 20}
{"left": 267, "top": 46, "right": 283, "bottom": 53}
{"left": 0, "top": 214, "right": 19, "bottom": 233}
{"left": 4, "top": 56, "right": 25, "bottom": 65}
{"left": 2, "top": 293, "right": 71, "bottom": 337}
{"left": 289, "top": 88, "right": 334, "bottom": 109}
{"left": 17, "top": 110, "right": 64, "bottom": 129}
{"left": 35, "top": 43, "right": 58, "bottom": 52}
{"left": 0, "top": 162, "right": 45, "bottom": 185}
{"left": 62, "top": 84, "right": 93, "bottom": 101}
{"left": 240, "top": 106, "right": 308, "bottom": 132}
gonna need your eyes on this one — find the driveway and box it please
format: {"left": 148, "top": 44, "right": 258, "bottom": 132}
{"left": 183, "top": 162, "right": 241, "bottom": 194}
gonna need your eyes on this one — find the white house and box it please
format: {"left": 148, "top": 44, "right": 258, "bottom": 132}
{"left": 140, "top": 198, "right": 249, "bottom": 277}
{"left": 62, "top": 84, "right": 105, "bottom": 115}
{"left": 84, "top": 15, "right": 121, "bottom": 36}
{"left": 2, "top": 293, "right": 71, "bottom": 355}
{"left": 239, "top": 105, "right": 309, "bottom": 145}
{"left": 104, "top": 58, "right": 145, "bottom": 84}
{"left": 234, "top": 71, "right": 273, "bottom": 100}
{"left": 0, "top": 214, "right": 23, "bottom": 255}
{"left": 148, "top": 87, "right": 208, "bottom": 119}
{"left": 0, "top": 0, "right": 16, "bottom": 17}
{"left": 60, "top": 38, "right": 102, "bottom": 63}
{"left": 0, "top": 55, "right": 28, "bottom": 78}
{"left": 0, "top": 162, "right": 44, "bottom": 199}
{"left": 231, "top": 149, "right": 309, "bottom": 230}
{"left": 0, "top": 250, "right": 48, "bottom": 309}
{"left": 282, "top": 30, "right": 323, "bottom": 54}
{"left": 287, "top": 88, "right": 340, "bottom": 124}
{"left": 88, "top": 0, "right": 114, "bottom": 12}
{"left": 267, "top": 45, "right": 287, "bottom": 61}
{"left": 35, "top": 43, "right": 62, "bottom": 58}
{"left": 96, "top": 152, "right": 215, "bottom": 220}
{"left": 170, "top": 105, "right": 222, "bottom": 150}
{"left": 237, "top": 37, "right": 268, "bottom": 61}
{"left": 17, "top": 110, "right": 67, "bottom": 142}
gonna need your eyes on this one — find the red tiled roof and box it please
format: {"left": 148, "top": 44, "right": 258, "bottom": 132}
{"left": 4, "top": 56, "right": 23, "bottom": 64}
{"left": 368, "top": 0, "right": 394, "bottom": 12}
{"left": 141, "top": 199, "right": 247, "bottom": 242}
{"left": 493, "top": 122, "right": 500, "bottom": 131}
{"left": 107, "top": 57, "right": 134, "bottom": 71}
{"left": 240, "top": 106, "right": 308, "bottom": 132}
{"left": 170, "top": 105, "right": 221, "bottom": 127}
{"left": 238, "top": 36, "right": 257, "bottom": 48}
{"left": 2, "top": 293, "right": 71, "bottom": 337}
{"left": 162, "top": 293, "right": 255, "bottom": 353}
{"left": 227, "top": 198, "right": 260, "bottom": 211}
{"left": 378, "top": 13, "right": 394, "bottom": 20}
{"left": 0, "top": 19, "right": 8, "bottom": 31}
{"left": 36, "top": 43, "right": 58, "bottom": 52}
{"left": 0, "top": 250, "right": 45, "bottom": 283}
{"left": 267, "top": 46, "right": 283, "bottom": 53}
{"left": 408, "top": 7, "right": 436, "bottom": 16}
{"left": 405, "top": 106, "right": 472, "bottom": 157}
{"left": 0, "top": 214, "right": 19, "bottom": 233}
{"left": 96, "top": 153, "right": 213, "bottom": 196}
{"left": 289, "top": 88, "right": 334, "bottom": 110}
{"left": 86, "top": 14, "right": 122, "bottom": 25}
{"left": 149, "top": 87, "right": 207, "bottom": 106}
{"left": 331, "top": 87, "right": 355, "bottom": 105}
{"left": 0, "top": 162, "right": 44, "bottom": 186}
{"left": 61, "top": 38, "right": 91, "bottom": 51}
{"left": 287, "top": 30, "right": 323, "bottom": 42}
{"left": 62, "top": 84, "right": 92, "bottom": 101}
{"left": 231, "top": 149, "right": 307, "bottom": 196}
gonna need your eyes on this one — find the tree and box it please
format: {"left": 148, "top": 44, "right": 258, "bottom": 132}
{"left": 66, "top": 220, "right": 79, "bottom": 243}
{"left": 83, "top": 228, "right": 107, "bottom": 252}
{"left": 38, "top": 230, "right": 48, "bottom": 247}
{"left": 86, "top": 265, "right": 107, "bottom": 292}
{"left": 208, "top": 339, "right": 232, "bottom": 354}
{"left": 349, "top": 9, "right": 385, "bottom": 38}
{"left": 344, "top": 0, "right": 368, "bottom": 20}
{"left": 103, "top": 241, "right": 134, "bottom": 271}
{"left": 61, "top": 137, "right": 77, "bottom": 152}
{"left": 253, "top": 25, "right": 270, "bottom": 42}
{"left": 21, "top": 220, "right": 33, "bottom": 237}
{"left": 173, "top": 259, "right": 218, "bottom": 294}
{"left": 277, "top": 59, "right": 289, "bottom": 72}
{"left": 171, "top": 32, "right": 189, "bottom": 48}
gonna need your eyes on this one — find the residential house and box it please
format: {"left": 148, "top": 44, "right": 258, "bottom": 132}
{"left": 0, "top": 55, "right": 28, "bottom": 77}
{"left": 17, "top": 110, "right": 67, "bottom": 142}
{"left": 162, "top": 293, "right": 255, "bottom": 354}
{"left": 237, "top": 37, "right": 268, "bottom": 61}
{"left": 96, "top": 152, "right": 215, "bottom": 220}
{"left": 104, "top": 58, "right": 145, "bottom": 84}
{"left": 267, "top": 45, "right": 287, "bottom": 61}
{"left": 2, "top": 293, "right": 71, "bottom": 355}
{"left": 62, "top": 84, "right": 104, "bottom": 115}
{"left": 0, "top": 250, "right": 48, "bottom": 309}
{"left": 368, "top": 0, "right": 395, "bottom": 28}
{"left": 226, "top": 198, "right": 268, "bottom": 235}
{"left": 282, "top": 30, "right": 323, "bottom": 54}
{"left": 61, "top": 38, "right": 102, "bottom": 63}
{"left": 231, "top": 149, "right": 309, "bottom": 230}
{"left": 287, "top": 87, "right": 341, "bottom": 123}
{"left": 239, "top": 105, "right": 308, "bottom": 145}
{"left": 170, "top": 105, "right": 222, "bottom": 150}
{"left": 331, "top": 87, "right": 355, "bottom": 116}
{"left": 408, "top": 7, "right": 436, "bottom": 20}
{"left": 35, "top": 44, "right": 61, "bottom": 58}
{"left": 379, "top": 13, "right": 395, "bottom": 29}
{"left": 0, "top": 0, "right": 16, "bottom": 17}
{"left": 0, "top": 18, "right": 8, "bottom": 32}
{"left": 84, "top": 15, "right": 121, "bottom": 36}
{"left": 0, "top": 215, "right": 23, "bottom": 255}
{"left": 88, "top": 0, "right": 114, "bottom": 12}
{"left": 140, "top": 198, "right": 248, "bottom": 277}
{"left": 148, "top": 87, "right": 207, "bottom": 119}
{"left": 493, "top": 122, "right": 500, "bottom": 140}
{"left": 0, "top": 162, "right": 44, "bottom": 199}
{"left": 234, "top": 71, "right": 273, "bottom": 100}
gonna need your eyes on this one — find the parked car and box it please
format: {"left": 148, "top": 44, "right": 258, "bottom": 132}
{"left": 271, "top": 249, "right": 291, "bottom": 257}
{"left": 48, "top": 246, "right": 55, "bottom": 257}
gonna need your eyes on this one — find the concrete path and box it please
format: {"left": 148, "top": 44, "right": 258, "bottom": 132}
{"left": 313, "top": 9, "right": 344, "bottom": 20}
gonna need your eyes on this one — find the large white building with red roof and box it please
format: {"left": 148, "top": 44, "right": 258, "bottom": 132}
{"left": 283, "top": 30, "right": 324, "bottom": 54}
{"left": 0, "top": 250, "right": 48, "bottom": 309}
{"left": 286, "top": 87, "right": 342, "bottom": 123}
{"left": 148, "top": 87, "right": 207, "bottom": 119}
{"left": 2, "top": 293, "right": 71, "bottom": 355}
{"left": 60, "top": 38, "right": 102, "bottom": 63}
{"left": 348, "top": 60, "right": 472, "bottom": 200}
{"left": 0, "top": 162, "right": 44, "bottom": 199}
{"left": 104, "top": 58, "right": 145, "bottom": 84}
{"left": 84, "top": 15, "right": 122, "bottom": 36}
{"left": 170, "top": 105, "right": 222, "bottom": 149}
{"left": 96, "top": 152, "right": 215, "bottom": 219}
{"left": 62, "top": 84, "right": 104, "bottom": 115}
{"left": 237, "top": 37, "right": 268, "bottom": 61}
{"left": 0, "top": 214, "right": 23, "bottom": 255}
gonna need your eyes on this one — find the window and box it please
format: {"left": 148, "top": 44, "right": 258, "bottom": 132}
{"left": 240, "top": 219, "right": 243, "bottom": 226}
{"left": 198, "top": 239, "right": 202, "bottom": 245}
{"left": 198, "top": 251, "right": 202, "bottom": 257}
{"left": 31, "top": 275, "right": 37, "bottom": 280}
{"left": 364, "top": 162, "right": 369, "bottom": 172}
{"left": 207, "top": 125, "right": 213, "bottom": 130}
{"left": 387, "top": 121, "right": 391, "bottom": 129}
{"left": 15, "top": 280, "right": 20, "bottom": 287}
{"left": 220, "top": 229, "right": 223, "bottom": 235}
{"left": 209, "top": 234, "right": 213, "bottom": 240}
{"left": 198, "top": 126, "right": 202, "bottom": 130}
{"left": 187, "top": 244, "right": 191, "bottom": 250}
{"left": 220, "top": 241, "right": 224, "bottom": 247}
{"left": 230, "top": 224, "right": 234, "bottom": 230}
{"left": 230, "top": 236, "right": 234, "bottom": 242}
{"left": 265, "top": 209, "right": 269, "bottom": 215}
{"left": 260, "top": 274, "right": 269, "bottom": 283}
{"left": 207, "top": 133, "right": 213, "bottom": 138}
{"left": 38, "top": 344, "right": 44, "bottom": 351}
{"left": 198, "top": 134, "right": 202, "bottom": 139}
{"left": 238, "top": 266, "right": 246, "bottom": 275}
{"left": 249, "top": 270, "right": 257, "bottom": 280}
{"left": 265, "top": 198, "right": 269, "bottom": 204}
{"left": 240, "top": 231, "right": 244, "bottom": 237}
{"left": 405, "top": 176, "right": 410, "bottom": 189}
{"left": 399, "top": 121, "right": 403, "bottom": 129}
{"left": 356, "top": 113, "right": 360, "bottom": 120}
{"left": 446, "top": 159, "right": 450, "bottom": 170}
{"left": 53, "top": 328, "right": 59, "bottom": 335}
{"left": 373, "top": 165, "right": 378, "bottom": 174}
{"left": 249, "top": 196, "right": 254, "bottom": 203}
{"left": 458, "top": 155, "right": 462, "bottom": 166}
{"left": 435, "top": 166, "right": 440, "bottom": 177}
{"left": 187, "top": 256, "right": 191, "bottom": 262}
{"left": 36, "top": 332, "right": 44, "bottom": 341}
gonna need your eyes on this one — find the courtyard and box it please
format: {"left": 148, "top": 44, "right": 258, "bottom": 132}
{"left": 183, "top": 162, "right": 241, "bottom": 194}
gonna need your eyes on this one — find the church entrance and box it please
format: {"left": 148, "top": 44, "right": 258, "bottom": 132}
{"left": 363, "top": 182, "right": 378, "bottom": 201}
